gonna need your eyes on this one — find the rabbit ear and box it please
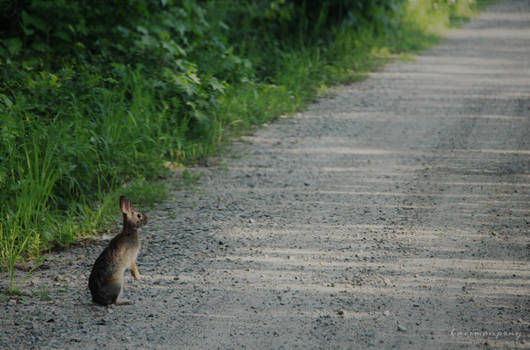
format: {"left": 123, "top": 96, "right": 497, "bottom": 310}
{"left": 120, "top": 196, "right": 131, "bottom": 214}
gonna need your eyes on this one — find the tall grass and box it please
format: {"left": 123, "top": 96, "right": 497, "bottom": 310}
{"left": 1, "top": 138, "right": 59, "bottom": 290}
{"left": 0, "top": 70, "right": 171, "bottom": 290}
{"left": 0, "top": 0, "right": 487, "bottom": 291}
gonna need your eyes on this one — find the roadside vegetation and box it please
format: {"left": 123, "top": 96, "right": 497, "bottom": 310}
{"left": 0, "top": 0, "right": 486, "bottom": 291}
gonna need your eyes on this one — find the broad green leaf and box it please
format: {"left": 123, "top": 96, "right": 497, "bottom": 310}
{"left": 31, "top": 41, "right": 51, "bottom": 52}
{"left": 22, "top": 25, "right": 35, "bottom": 36}
{"left": 2, "top": 38, "right": 22, "bottom": 56}
{"left": 22, "top": 11, "right": 50, "bottom": 32}
{"left": 187, "top": 72, "right": 201, "bottom": 84}
{"left": 0, "top": 94, "right": 13, "bottom": 107}
{"left": 54, "top": 31, "right": 71, "bottom": 42}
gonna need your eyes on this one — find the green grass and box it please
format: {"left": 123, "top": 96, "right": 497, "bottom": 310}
{"left": 0, "top": 0, "right": 490, "bottom": 292}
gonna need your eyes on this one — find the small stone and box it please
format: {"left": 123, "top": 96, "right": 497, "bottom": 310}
{"left": 397, "top": 325, "right": 407, "bottom": 332}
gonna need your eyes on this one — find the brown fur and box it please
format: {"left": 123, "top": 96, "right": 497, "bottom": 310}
{"left": 88, "top": 196, "right": 147, "bottom": 305}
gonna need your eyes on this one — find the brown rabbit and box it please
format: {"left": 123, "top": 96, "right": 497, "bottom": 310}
{"left": 88, "top": 196, "right": 147, "bottom": 305}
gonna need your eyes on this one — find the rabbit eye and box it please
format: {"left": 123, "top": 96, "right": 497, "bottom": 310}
{"left": 137, "top": 214, "right": 142, "bottom": 218}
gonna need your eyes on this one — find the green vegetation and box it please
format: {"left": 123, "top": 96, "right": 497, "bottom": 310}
{"left": 1, "top": 0, "right": 486, "bottom": 290}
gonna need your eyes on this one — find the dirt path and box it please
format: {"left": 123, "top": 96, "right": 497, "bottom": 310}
{"left": 2, "top": 1, "right": 529, "bottom": 349}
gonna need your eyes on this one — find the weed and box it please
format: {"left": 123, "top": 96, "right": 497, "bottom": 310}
{"left": 399, "top": 53, "right": 416, "bottom": 62}
{"left": 39, "top": 284, "right": 51, "bottom": 301}
{"left": 181, "top": 170, "right": 203, "bottom": 188}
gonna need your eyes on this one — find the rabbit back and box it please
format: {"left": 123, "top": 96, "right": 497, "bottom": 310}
{"left": 88, "top": 234, "right": 140, "bottom": 305}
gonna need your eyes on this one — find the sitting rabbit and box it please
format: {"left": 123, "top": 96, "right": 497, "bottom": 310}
{"left": 89, "top": 196, "right": 147, "bottom": 305}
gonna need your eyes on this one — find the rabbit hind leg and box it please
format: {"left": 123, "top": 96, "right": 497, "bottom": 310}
{"left": 111, "top": 280, "right": 134, "bottom": 305}
{"left": 91, "top": 281, "right": 121, "bottom": 306}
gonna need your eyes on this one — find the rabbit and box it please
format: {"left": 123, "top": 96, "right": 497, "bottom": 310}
{"left": 88, "top": 195, "right": 147, "bottom": 305}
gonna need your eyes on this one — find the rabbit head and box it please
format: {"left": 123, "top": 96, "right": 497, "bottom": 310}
{"left": 120, "top": 195, "right": 148, "bottom": 230}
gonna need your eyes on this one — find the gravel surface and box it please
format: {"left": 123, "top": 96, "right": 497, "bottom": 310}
{"left": 2, "top": 1, "right": 529, "bottom": 349}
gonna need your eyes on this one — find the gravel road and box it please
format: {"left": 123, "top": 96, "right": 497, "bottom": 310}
{"left": 2, "top": 0, "right": 529, "bottom": 349}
